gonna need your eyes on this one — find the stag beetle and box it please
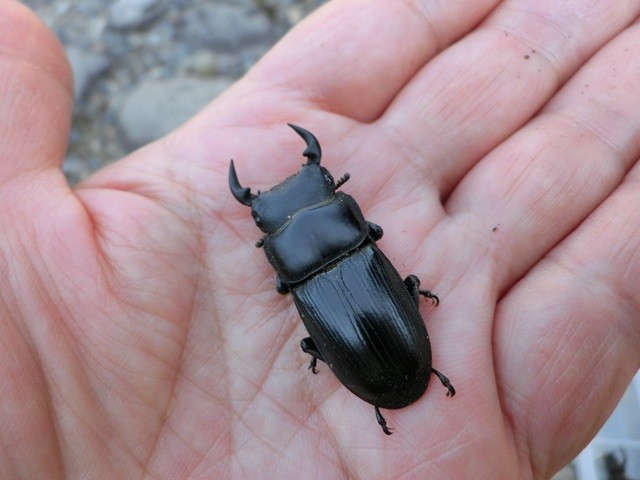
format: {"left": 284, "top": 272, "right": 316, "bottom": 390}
{"left": 229, "top": 124, "right": 455, "bottom": 435}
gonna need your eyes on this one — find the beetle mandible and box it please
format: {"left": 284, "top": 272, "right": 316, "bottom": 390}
{"left": 229, "top": 124, "right": 455, "bottom": 435}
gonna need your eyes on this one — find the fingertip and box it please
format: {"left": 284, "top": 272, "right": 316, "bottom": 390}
{"left": 0, "top": 1, "right": 73, "bottom": 91}
{"left": 0, "top": 0, "right": 73, "bottom": 183}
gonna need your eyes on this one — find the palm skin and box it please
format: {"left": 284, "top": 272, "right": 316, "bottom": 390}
{"left": 1, "top": 0, "right": 640, "bottom": 478}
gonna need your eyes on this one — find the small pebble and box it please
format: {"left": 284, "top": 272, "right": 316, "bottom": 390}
{"left": 108, "top": 0, "right": 166, "bottom": 30}
{"left": 65, "top": 46, "right": 111, "bottom": 101}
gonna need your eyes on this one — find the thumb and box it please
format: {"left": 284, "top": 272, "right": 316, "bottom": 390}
{"left": 0, "top": 0, "right": 73, "bottom": 185}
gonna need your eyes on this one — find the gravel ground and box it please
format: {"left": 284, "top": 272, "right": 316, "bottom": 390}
{"left": 22, "top": 0, "right": 327, "bottom": 183}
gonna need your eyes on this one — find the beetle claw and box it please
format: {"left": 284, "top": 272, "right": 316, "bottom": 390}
{"left": 309, "top": 357, "right": 319, "bottom": 374}
{"left": 431, "top": 368, "right": 455, "bottom": 397}
{"left": 375, "top": 406, "right": 393, "bottom": 435}
{"left": 419, "top": 289, "right": 439, "bottom": 306}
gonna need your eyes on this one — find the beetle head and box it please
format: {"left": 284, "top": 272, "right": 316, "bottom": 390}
{"left": 229, "top": 124, "right": 337, "bottom": 234}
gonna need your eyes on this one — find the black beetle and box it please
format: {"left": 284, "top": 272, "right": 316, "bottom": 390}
{"left": 229, "top": 124, "right": 455, "bottom": 435}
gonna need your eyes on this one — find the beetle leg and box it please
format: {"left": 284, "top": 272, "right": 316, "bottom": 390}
{"left": 308, "top": 357, "right": 318, "bottom": 374}
{"left": 276, "top": 277, "right": 290, "bottom": 295}
{"left": 419, "top": 289, "right": 439, "bottom": 306}
{"left": 431, "top": 368, "right": 456, "bottom": 397}
{"left": 375, "top": 406, "right": 393, "bottom": 435}
{"left": 404, "top": 275, "right": 421, "bottom": 306}
{"left": 300, "top": 337, "right": 325, "bottom": 374}
{"left": 404, "top": 274, "right": 439, "bottom": 307}
{"left": 367, "top": 222, "right": 383, "bottom": 241}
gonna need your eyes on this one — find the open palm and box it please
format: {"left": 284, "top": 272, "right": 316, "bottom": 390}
{"left": 2, "top": 0, "right": 640, "bottom": 478}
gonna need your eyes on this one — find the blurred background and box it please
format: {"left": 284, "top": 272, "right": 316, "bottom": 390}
{"left": 22, "top": 0, "right": 327, "bottom": 184}
{"left": 19, "top": 2, "right": 640, "bottom": 479}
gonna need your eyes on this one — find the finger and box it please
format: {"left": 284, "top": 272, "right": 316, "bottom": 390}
{"left": 238, "top": 0, "right": 500, "bottom": 122}
{"left": 380, "top": 0, "right": 640, "bottom": 192}
{"left": 495, "top": 160, "right": 640, "bottom": 477}
{"left": 0, "top": 0, "right": 73, "bottom": 184}
{"left": 81, "top": 0, "right": 494, "bottom": 214}
{"left": 444, "top": 20, "right": 640, "bottom": 292}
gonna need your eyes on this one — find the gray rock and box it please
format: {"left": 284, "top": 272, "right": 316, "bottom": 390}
{"left": 108, "top": 0, "right": 166, "bottom": 30}
{"left": 179, "top": 50, "right": 220, "bottom": 76}
{"left": 63, "top": 154, "right": 99, "bottom": 184}
{"left": 24, "top": 0, "right": 328, "bottom": 176}
{"left": 180, "top": 4, "right": 273, "bottom": 51}
{"left": 118, "top": 77, "right": 233, "bottom": 148}
{"left": 65, "top": 46, "right": 111, "bottom": 101}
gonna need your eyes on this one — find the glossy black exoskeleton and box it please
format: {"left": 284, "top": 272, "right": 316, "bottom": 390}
{"left": 229, "top": 124, "right": 455, "bottom": 435}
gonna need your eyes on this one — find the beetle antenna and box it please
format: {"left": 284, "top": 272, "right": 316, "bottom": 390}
{"left": 335, "top": 172, "right": 350, "bottom": 189}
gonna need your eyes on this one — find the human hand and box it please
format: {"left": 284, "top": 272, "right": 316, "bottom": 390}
{"left": 2, "top": 0, "right": 639, "bottom": 478}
